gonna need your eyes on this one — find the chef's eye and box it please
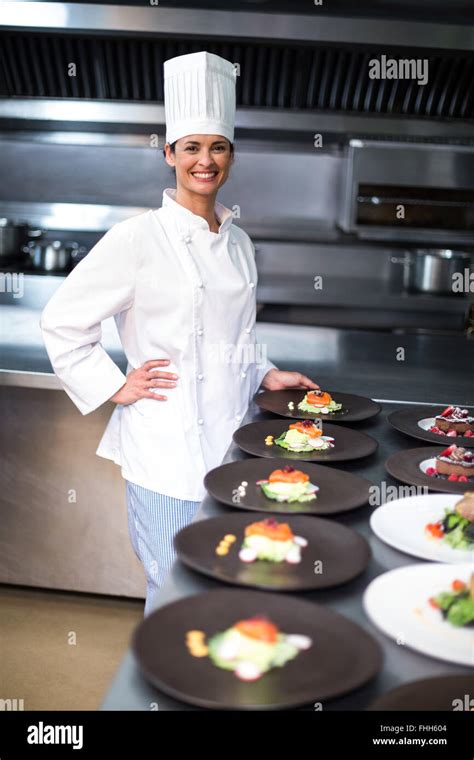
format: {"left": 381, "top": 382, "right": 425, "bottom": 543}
{"left": 185, "top": 146, "right": 198, "bottom": 152}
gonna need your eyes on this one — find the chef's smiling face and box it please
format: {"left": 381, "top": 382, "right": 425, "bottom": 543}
{"left": 164, "top": 134, "right": 233, "bottom": 197}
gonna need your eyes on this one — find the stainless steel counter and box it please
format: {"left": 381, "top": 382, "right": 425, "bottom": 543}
{"left": 1, "top": 307, "right": 473, "bottom": 404}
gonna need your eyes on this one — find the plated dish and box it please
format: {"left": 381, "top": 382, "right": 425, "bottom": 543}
{"left": 234, "top": 419, "right": 378, "bottom": 463}
{"left": 363, "top": 563, "right": 474, "bottom": 666}
{"left": 429, "top": 575, "right": 474, "bottom": 629}
{"left": 257, "top": 465, "right": 319, "bottom": 504}
{"left": 188, "top": 615, "right": 312, "bottom": 683}
{"left": 294, "top": 389, "right": 343, "bottom": 415}
{"left": 237, "top": 517, "right": 307, "bottom": 564}
{"left": 432, "top": 405, "right": 474, "bottom": 436}
{"left": 432, "top": 444, "right": 474, "bottom": 482}
{"left": 255, "top": 389, "right": 381, "bottom": 423}
{"left": 388, "top": 405, "right": 474, "bottom": 448}
{"left": 174, "top": 512, "right": 371, "bottom": 591}
{"left": 204, "top": 457, "right": 373, "bottom": 515}
{"left": 132, "top": 589, "right": 383, "bottom": 710}
{"left": 371, "top": 492, "right": 474, "bottom": 563}
{"left": 425, "top": 491, "right": 474, "bottom": 553}
{"left": 385, "top": 445, "right": 474, "bottom": 494}
{"left": 271, "top": 419, "right": 335, "bottom": 453}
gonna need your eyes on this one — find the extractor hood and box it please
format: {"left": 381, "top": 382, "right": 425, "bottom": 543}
{"left": 0, "top": 2, "right": 474, "bottom": 140}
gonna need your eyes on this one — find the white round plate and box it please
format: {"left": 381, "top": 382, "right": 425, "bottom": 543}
{"left": 371, "top": 493, "right": 474, "bottom": 563}
{"left": 364, "top": 563, "right": 474, "bottom": 666}
{"left": 417, "top": 417, "right": 435, "bottom": 431}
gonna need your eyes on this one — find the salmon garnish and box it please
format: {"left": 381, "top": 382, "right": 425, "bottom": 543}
{"left": 268, "top": 466, "right": 309, "bottom": 484}
{"left": 245, "top": 518, "right": 294, "bottom": 542}
{"left": 306, "top": 390, "right": 332, "bottom": 407}
{"left": 289, "top": 420, "right": 322, "bottom": 438}
{"left": 234, "top": 616, "right": 279, "bottom": 643}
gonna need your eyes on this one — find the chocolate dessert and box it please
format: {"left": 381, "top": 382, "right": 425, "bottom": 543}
{"left": 434, "top": 406, "right": 474, "bottom": 435}
{"left": 436, "top": 445, "right": 474, "bottom": 479}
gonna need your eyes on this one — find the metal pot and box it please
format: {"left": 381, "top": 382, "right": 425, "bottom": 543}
{"left": 391, "top": 248, "right": 473, "bottom": 295}
{"left": 23, "top": 239, "right": 75, "bottom": 272}
{"left": 0, "top": 218, "right": 30, "bottom": 260}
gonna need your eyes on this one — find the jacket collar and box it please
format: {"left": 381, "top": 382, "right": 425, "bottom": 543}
{"left": 161, "top": 187, "right": 233, "bottom": 235}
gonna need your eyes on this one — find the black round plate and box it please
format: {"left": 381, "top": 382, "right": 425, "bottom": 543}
{"left": 385, "top": 446, "right": 474, "bottom": 494}
{"left": 204, "top": 458, "right": 373, "bottom": 515}
{"left": 369, "top": 675, "right": 474, "bottom": 711}
{"left": 233, "top": 420, "right": 378, "bottom": 462}
{"left": 174, "top": 513, "right": 371, "bottom": 591}
{"left": 132, "top": 589, "right": 383, "bottom": 710}
{"left": 255, "top": 389, "right": 381, "bottom": 423}
{"left": 388, "top": 406, "right": 474, "bottom": 448}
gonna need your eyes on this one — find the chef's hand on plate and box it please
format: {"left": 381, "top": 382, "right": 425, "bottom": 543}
{"left": 260, "top": 369, "right": 319, "bottom": 392}
{"left": 110, "top": 359, "right": 178, "bottom": 405}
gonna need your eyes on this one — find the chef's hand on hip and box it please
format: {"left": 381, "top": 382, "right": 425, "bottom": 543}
{"left": 109, "top": 359, "right": 178, "bottom": 404}
{"left": 261, "top": 369, "right": 319, "bottom": 392}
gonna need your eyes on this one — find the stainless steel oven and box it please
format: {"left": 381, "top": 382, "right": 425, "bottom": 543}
{"left": 340, "top": 140, "right": 474, "bottom": 245}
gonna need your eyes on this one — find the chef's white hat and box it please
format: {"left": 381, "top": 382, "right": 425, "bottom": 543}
{"left": 164, "top": 51, "right": 237, "bottom": 145}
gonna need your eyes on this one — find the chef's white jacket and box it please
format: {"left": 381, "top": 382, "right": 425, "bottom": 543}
{"left": 40, "top": 188, "right": 277, "bottom": 500}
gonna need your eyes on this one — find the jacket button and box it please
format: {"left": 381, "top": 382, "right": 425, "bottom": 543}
{"left": 249, "top": 282, "right": 255, "bottom": 288}
{"left": 240, "top": 371, "right": 246, "bottom": 378}
{"left": 197, "top": 328, "right": 204, "bottom": 336}
{"left": 197, "top": 373, "right": 204, "bottom": 380}
{"left": 230, "top": 238, "right": 237, "bottom": 245}
{"left": 245, "top": 327, "right": 251, "bottom": 333}
{"left": 235, "top": 413, "right": 242, "bottom": 421}
{"left": 185, "top": 236, "right": 192, "bottom": 244}
{"left": 198, "top": 282, "right": 204, "bottom": 289}
{"left": 198, "top": 418, "right": 204, "bottom": 425}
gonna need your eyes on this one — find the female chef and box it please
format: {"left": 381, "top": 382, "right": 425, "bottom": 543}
{"left": 41, "top": 51, "right": 319, "bottom": 616}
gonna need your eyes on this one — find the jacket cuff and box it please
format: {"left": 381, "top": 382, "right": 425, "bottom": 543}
{"left": 60, "top": 362, "right": 127, "bottom": 416}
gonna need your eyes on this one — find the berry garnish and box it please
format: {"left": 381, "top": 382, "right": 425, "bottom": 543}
{"left": 281, "top": 465, "right": 295, "bottom": 472}
{"left": 440, "top": 406, "right": 454, "bottom": 418}
{"left": 439, "top": 444, "right": 457, "bottom": 458}
{"left": 448, "top": 474, "right": 459, "bottom": 482}
{"left": 263, "top": 518, "right": 278, "bottom": 528}
{"left": 426, "top": 467, "right": 436, "bottom": 476}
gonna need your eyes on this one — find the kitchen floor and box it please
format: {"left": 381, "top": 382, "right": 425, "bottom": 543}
{"left": 0, "top": 585, "right": 143, "bottom": 710}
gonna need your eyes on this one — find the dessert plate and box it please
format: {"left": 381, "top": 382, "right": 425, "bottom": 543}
{"left": 255, "top": 389, "right": 381, "bottom": 423}
{"left": 385, "top": 446, "right": 474, "bottom": 494}
{"left": 369, "top": 675, "right": 474, "bottom": 711}
{"left": 175, "top": 513, "right": 371, "bottom": 591}
{"left": 233, "top": 420, "right": 378, "bottom": 462}
{"left": 364, "top": 563, "right": 474, "bottom": 667}
{"left": 370, "top": 493, "right": 473, "bottom": 563}
{"left": 388, "top": 406, "right": 474, "bottom": 448}
{"left": 133, "top": 589, "right": 383, "bottom": 710}
{"left": 204, "top": 458, "right": 373, "bottom": 515}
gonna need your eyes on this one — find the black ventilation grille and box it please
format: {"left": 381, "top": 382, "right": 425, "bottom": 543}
{"left": 0, "top": 32, "right": 473, "bottom": 119}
